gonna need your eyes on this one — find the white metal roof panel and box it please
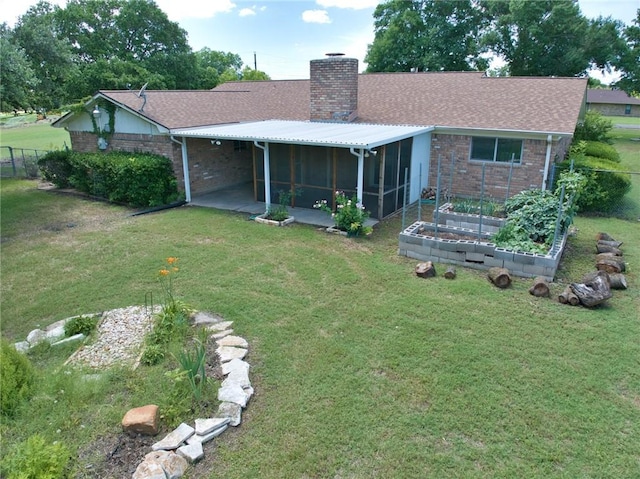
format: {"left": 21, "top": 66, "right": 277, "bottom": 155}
{"left": 171, "top": 120, "right": 433, "bottom": 149}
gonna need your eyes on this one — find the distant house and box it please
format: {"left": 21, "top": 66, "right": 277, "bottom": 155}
{"left": 53, "top": 55, "right": 587, "bottom": 219}
{"left": 586, "top": 89, "right": 640, "bottom": 118}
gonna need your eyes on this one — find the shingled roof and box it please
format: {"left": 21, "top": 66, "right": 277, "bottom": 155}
{"left": 94, "top": 72, "right": 586, "bottom": 135}
{"left": 586, "top": 89, "right": 640, "bottom": 106}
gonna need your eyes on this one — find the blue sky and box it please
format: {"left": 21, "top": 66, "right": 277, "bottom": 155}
{"left": 1, "top": 0, "right": 638, "bottom": 81}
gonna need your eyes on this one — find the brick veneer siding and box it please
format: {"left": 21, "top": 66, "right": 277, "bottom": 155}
{"left": 185, "top": 139, "right": 253, "bottom": 195}
{"left": 69, "top": 131, "right": 185, "bottom": 190}
{"left": 429, "top": 134, "right": 559, "bottom": 199}
{"left": 310, "top": 56, "right": 358, "bottom": 122}
{"left": 587, "top": 103, "right": 640, "bottom": 118}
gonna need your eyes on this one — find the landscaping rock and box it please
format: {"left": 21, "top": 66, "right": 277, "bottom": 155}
{"left": 216, "top": 335, "right": 249, "bottom": 348}
{"left": 207, "top": 321, "right": 234, "bottom": 332}
{"left": 13, "top": 341, "right": 30, "bottom": 353}
{"left": 26, "top": 328, "right": 46, "bottom": 346}
{"left": 211, "top": 329, "right": 233, "bottom": 339}
{"left": 221, "top": 357, "right": 250, "bottom": 376}
{"left": 177, "top": 442, "right": 204, "bottom": 463}
{"left": 186, "top": 424, "right": 228, "bottom": 445}
{"left": 222, "top": 368, "right": 251, "bottom": 389}
{"left": 151, "top": 423, "right": 194, "bottom": 451}
{"left": 194, "top": 417, "right": 230, "bottom": 435}
{"left": 216, "top": 346, "right": 247, "bottom": 362}
{"left": 192, "top": 312, "right": 224, "bottom": 325}
{"left": 217, "top": 401, "right": 242, "bottom": 426}
{"left": 122, "top": 405, "right": 160, "bottom": 436}
{"left": 44, "top": 322, "right": 67, "bottom": 342}
{"left": 218, "top": 383, "right": 250, "bottom": 407}
{"left": 51, "top": 333, "right": 85, "bottom": 347}
{"left": 133, "top": 450, "right": 188, "bottom": 479}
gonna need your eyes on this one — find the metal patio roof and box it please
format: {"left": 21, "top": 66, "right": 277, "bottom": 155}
{"left": 170, "top": 120, "right": 434, "bottom": 149}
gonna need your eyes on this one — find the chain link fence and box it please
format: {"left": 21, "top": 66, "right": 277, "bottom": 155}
{"left": 0, "top": 146, "right": 50, "bottom": 178}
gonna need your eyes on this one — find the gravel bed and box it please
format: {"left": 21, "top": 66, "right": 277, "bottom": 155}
{"left": 67, "top": 306, "right": 156, "bottom": 369}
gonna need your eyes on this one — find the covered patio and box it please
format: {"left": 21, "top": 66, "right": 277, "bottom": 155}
{"left": 189, "top": 182, "right": 378, "bottom": 228}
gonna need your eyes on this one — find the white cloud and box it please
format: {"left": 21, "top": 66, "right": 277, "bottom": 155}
{"left": 316, "top": 0, "right": 379, "bottom": 10}
{"left": 154, "top": 0, "right": 236, "bottom": 21}
{"left": 239, "top": 7, "right": 256, "bottom": 17}
{"left": 302, "top": 9, "right": 332, "bottom": 24}
{"left": 0, "top": 0, "right": 67, "bottom": 27}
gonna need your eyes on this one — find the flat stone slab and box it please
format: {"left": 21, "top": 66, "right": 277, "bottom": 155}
{"left": 221, "top": 358, "right": 250, "bottom": 376}
{"left": 222, "top": 368, "right": 251, "bottom": 389}
{"left": 151, "top": 422, "right": 194, "bottom": 451}
{"left": 186, "top": 424, "right": 228, "bottom": 445}
{"left": 218, "top": 383, "right": 250, "bottom": 407}
{"left": 206, "top": 321, "right": 234, "bottom": 332}
{"left": 177, "top": 442, "right": 203, "bottom": 463}
{"left": 216, "top": 346, "right": 247, "bottom": 362}
{"left": 195, "top": 417, "right": 230, "bottom": 435}
{"left": 192, "top": 312, "right": 224, "bottom": 325}
{"left": 211, "top": 329, "right": 233, "bottom": 340}
{"left": 217, "top": 401, "right": 242, "bottom": 427}
{"left": 51, "top": 333, "right": 85, "bottom": 347}
{"left": 216, "top": 335, "right": 248, "bottom": 348}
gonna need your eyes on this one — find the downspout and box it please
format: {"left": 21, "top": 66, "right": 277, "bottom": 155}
{"left": 349, "top": 147, "right": 364, "bottom": 204}
{"left": 254, "top": 141, "right": 270, "bottom": 212}
{"left": 541, "top": 134, "right": 553, "bottom": 191}
{"left": 170, "top": 136, "right": 191, "bottom": 203}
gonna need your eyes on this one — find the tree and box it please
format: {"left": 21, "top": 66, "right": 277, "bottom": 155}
{"left": 12, "top": 1, "right": 78, "bottom": 109}
{"left": 240, "top": 67, "right": 271, "bottom": 81}
{"left": 193, "top": 48, "right": 243, "bottom": 89}
{"left": 0, "top": 25, "right": 39, "bottom": 110}
{"left": 482, "top": 0, "right": 590, "bottom": 77}
{"left": 614, "top": 10, "right": 640, "bottom": 95}
{"left": 365, "top": 0, "right": 489, "bottom": 73}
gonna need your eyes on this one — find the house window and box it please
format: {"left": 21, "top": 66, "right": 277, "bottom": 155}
{"left": 470, "top": 137, "right": 523, "bottom": 163}
{"left": 625, "top": 104, "right": 631, "bottom": 115}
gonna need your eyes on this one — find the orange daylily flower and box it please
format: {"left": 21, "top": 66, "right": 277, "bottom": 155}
{"left": 167, "top": 257, "right": 178, "bottom": 265}
{"left": 159, "top": 269, "right": 169, "bottom": 276}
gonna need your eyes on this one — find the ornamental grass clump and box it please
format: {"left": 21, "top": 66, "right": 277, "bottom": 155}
{"left": 314, "top": 191, "right": 372, "bottom": 236}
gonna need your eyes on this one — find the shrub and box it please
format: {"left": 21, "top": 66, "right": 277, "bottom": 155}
{"left": 67, "top": 151, "right": 180, "bottom": 207}
{"left": 64, "top": 314, "right": 98, "bottom": 337}
{"left": 0, "top": 339, "right": 36, "bottom": 417}
{"left": 0, "top": 434, "right": 70, "bottom": 479}
{"left": 583, "top": 141, "right": 620, "bottom": 163}
{"left": 554, "top": 157, "right": 631, "bottom": 213}
{"left": 313, "top": 191, "right": 372, "bottom": 236}
{"left": 573, "top": 110, "right": 613, "bottom": 143}
{"left": 37, "top": 150, "right": 73, "bottom": 188}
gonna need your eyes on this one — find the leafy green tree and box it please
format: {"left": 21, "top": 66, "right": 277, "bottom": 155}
{"left": 12, "top": 1, "right": 78, "bottom": 109}
{"left": 614, "top": 10, "right": 640, "bottom": 95}
{"left": 0, "top": 25, "right": 39, "bottom": 110}
{"left": 193, "top": 48, "right": 243, "bottom": 88}
{"left": 240, "top": 66, "right": 271, "bottom": 81}
{"left": 482, "top": 0, "right": 590, "bottom": 77}
{"left": 365, "top": 0, "right": 489, "bottom": 72}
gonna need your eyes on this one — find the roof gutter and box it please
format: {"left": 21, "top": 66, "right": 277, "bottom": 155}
{"left": 433, "top": 125, "right": 572, "bottom": 139}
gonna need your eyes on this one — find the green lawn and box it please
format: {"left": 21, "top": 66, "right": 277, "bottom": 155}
{"left": 0, "top": 116, "right": 70, "bottom": 159}
{"left": 603, "top": 115, "right": 640, "bottom": 126}
{"left": 1, "top": 175, "right": 638, "bottom": 478}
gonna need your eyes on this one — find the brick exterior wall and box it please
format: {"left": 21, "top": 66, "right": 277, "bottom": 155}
{"left": 310, "top": 56, "right": 358, "bottom": 122}
{"left": 69, "top": 131, "right": 185, "bottom": 190}
{"left": 185, "top": 139, "right": 253, "bottom": 195}
{"left": 69, "top": 132, "right": 253, "bottom": 195}
{"left": 588, "top": 103, "right": 640, "bottom": 117}
{"left": 429, "top": 134, "right": 561, "bottom": 199}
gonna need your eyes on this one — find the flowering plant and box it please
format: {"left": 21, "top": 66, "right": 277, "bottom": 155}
{"left": 158, "top": 256, "right": 180, "bottom": 310}
{"left": 313, "top": 191, "right": 372, "bottom": 236}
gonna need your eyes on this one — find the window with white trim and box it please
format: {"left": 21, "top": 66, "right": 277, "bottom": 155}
{"left": 470, "top": 137, "right": 523, "bottom": 163}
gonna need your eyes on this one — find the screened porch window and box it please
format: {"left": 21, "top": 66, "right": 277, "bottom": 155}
{"left": 471, "top": 137, "right": 522, "bottom": 163}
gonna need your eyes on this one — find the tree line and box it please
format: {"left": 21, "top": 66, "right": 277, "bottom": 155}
{"left": 1, "top": 0, "right": 639, "bottom": 112}
{"left": 0, "top": 0, "right": 269, "bottom": 111}
{"left": 365, "top": 0, "right": 639, "bottom": 93}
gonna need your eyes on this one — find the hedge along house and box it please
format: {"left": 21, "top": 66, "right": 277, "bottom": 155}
{"left": 53, "top": 55, "right": 587, "bottom": 220}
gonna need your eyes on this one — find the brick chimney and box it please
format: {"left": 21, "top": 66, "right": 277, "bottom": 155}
{"left": 310, "top": 53, "right": 358, "bottom": 122}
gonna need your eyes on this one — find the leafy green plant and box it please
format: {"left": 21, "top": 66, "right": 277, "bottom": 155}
{"left": 174, "top": 337, "right": 208, "bottom": 401}
{"left": 0, "top": 434, "right": 70, "bottom": 479}
{"left": 452, "top": 198, "right": 502, "bottom": 217}
{"left": 573, "top": 110, "right": 613, "bottom": 143}
{"left": 583, "top": 141, "right": 620, "bottom": 163}
{"left": 1, "top": 339, "right": 36, "bottom": 417}
{"left": 37, "top": 150, "right": 73, "bottom": 188}
{"left": 140, "top": 343, "right": 165, "bottom": 366}
{"left": 313, "top": 191, "right": 372, "bottom": 236}
{"left": 64, "top": 314, "right": 98, "bottom": 337}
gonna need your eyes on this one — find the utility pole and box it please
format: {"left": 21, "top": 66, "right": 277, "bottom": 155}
{"left": 254, "top": 52, "right": 257, "bottom": 71}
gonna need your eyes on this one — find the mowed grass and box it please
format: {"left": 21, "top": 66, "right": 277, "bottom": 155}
{"left": 1, "top": 176, "right": 639, "bottom": 478}
{"left": 604, "top": 115, "right": 640, "bottom": 126}
{"left": 0, "top": 117, "right": 70, "bottom": 158}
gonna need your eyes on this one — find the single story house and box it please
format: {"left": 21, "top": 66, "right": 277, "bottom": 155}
{"left": 53, "top": 55, "right": 587, "bottom": 219}
{"left": 586, "top": 89, "right": 640, "bottom": 117}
